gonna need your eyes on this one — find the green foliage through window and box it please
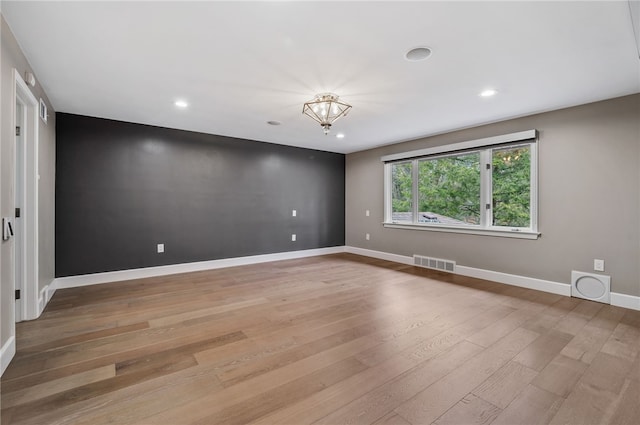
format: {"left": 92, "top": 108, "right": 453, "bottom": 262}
{"left": 492, "top": 146, "right": 530, "bottom": 227}
{"left": 391, "top": 162, "right": 413, "bottom": 221}
{"left": 387, "top": 142, "right": 534, "bottom": 230}
{"left": 418, "top": 153, "right": 480, "bottom": 225}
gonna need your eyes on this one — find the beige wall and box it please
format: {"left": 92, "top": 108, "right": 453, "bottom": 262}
{"left": 346, "top": 94, "right": 640, "bottom": 297}
{"left": 1, "top": 15, "right": 56, "bottom": 353}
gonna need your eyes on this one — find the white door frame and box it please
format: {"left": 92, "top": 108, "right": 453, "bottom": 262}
{"left": 15, "top": 96, "right": 24, "bottom": 322}
{"left": 13, "top": 69, "right": 39, "bottom": 321}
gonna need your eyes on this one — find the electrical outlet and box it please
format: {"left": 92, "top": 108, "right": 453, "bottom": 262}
{"left": 594, "top": 259, "right": 604, "bottom": 272}
{"left": 366, "top": 210, "right": 370, "bottom": 217}
{"left": 291, "top": 234, "right": 296, "bottom": 242}
{"left": 292, "top": 210, "right": 297, "bottom": 217}
{"left": 157, "top": 243, "right": 164, "bottom": 253}
{"left": 365, "top": 233, "right": 370, "bottom": 240}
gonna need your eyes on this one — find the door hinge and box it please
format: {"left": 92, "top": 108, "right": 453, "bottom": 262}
{"left": 15, "top": 207, "right": 21, "bottom": 218}
{"left": 15, "top": 289, "right": 21, "bottom": 300}
{"left": 16, "top": 126, "right": 21, "bottom": 136}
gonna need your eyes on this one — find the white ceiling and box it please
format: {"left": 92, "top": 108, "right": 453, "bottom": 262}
{"left": 3, "top": 1, "right": 639, "bottom": 154}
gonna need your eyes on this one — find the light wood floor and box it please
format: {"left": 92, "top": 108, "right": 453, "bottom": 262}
{"left": 1, "top": 253, "right": 639, "bottom": 425}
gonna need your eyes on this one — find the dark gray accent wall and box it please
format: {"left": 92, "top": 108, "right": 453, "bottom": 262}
{"left": 55, "top": 114, "right": 345, "bottom": 277}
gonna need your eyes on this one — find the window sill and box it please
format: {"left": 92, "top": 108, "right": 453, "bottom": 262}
{"left": 382, "top": 222, "right": 540, "bottom": 240}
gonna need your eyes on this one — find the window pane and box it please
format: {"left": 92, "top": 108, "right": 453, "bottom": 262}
{"left": 391, "top": 162, "right": 413, "bottom": 222}
{"left": 492, "top": 145, "right": 531, "bottom": 227}
{"left": 418, "top": 152, "right": 480, "bottom": 225}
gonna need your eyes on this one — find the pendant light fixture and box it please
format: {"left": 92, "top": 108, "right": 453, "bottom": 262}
{"left": 302, "top": 93, "right": 351, "bottom": 135}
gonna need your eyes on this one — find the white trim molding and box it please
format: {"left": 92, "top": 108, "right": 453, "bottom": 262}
{"left": 14, "top": 68, "right": 40, "bottom": 321}
{"left": 382, "top": 223, "right": 540, "bottom": 240}
{"left": 45, "top": 245, "right": 640, "bottom": 313}
{"left": 381, "top": 130, "right": 539, "bottom": 237}
{"left": 455, "top": 265, "right": 570, "bottom": 296}
{"left": 345, "top": 246, "right": 414, "bottom": 265}
{"left": 53, "top": 247, "right": 346, "bottom": 289}
{"left": 1, "top": 336, "right": 16, "bottom": 377}
{"left": 381, "top": 130, "right": 537, "bottom": 162}
{"left": 610, "top": 292, "right": 640, "bottom": 311}
{"left": 37, "top": 282, "right": 57, "bottom": 317}
{"left": 345, "top": 246, "right": 640, "bottom": 311}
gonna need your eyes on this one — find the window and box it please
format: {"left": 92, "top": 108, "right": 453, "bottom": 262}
{"left": 383, "top": 130, "right": 538, "bottom": 239}
{"left": 391, "top": 162, "right": 413, "bottom": 222}
{"left": 418, "top": 152, "right": 480, "bottom": 226}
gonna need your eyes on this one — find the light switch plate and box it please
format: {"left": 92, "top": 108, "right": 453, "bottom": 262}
{"left": 594, "top": 259, "right": 604, "bottom": 272}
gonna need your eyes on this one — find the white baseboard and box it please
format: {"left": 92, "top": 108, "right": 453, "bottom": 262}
{"left": 47, "top": 245, "right": 640, "bottom": 313}
{"left": 610, "top": 292, "right": 640, "bottom": 311}
{"left": 345, "top": 246, "right": 570, "bottom": 296}
{"left": 344, "top": 246, "right": 414, "bottom": 265}
{"left": 37, "top": 283, "right": 57, "bottom": 317}
{"left": 1, "top": 335, "right": 16, "bottom": 377}
{"left": 344, "top": 246, "right": 640, "bottom": 311}
{"left": 455, "top": 265, "right": 571, "bottom": 296}
{"left": 53, "top": 246, "right": 346, "bottom": 289}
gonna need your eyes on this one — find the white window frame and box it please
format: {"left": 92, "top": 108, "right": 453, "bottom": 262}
{"left": 382, "top": 130, "right": 539, "bottom": 239}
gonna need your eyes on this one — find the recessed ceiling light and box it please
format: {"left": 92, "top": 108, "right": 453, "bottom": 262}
{"left": 479, "top": 89, "right": 498, "bottom": 97}
{"left": 336, "top": 133, "right": 345, "bottom": 139}
{"left": 405, "top": 47, "right": 432, "bottom": 61}
{"left": 174, "top": 100, "right": 188, "bottom": 108}
{"left": 267, "top": 120, "right": 281, "bottom": 126}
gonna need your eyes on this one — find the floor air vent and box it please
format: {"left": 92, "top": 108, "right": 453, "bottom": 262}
{"left": 571, "top": 271, "right": 611, "bottom": 304}
{"left": 413, "top": 255, "right": 455, "bottom": 273}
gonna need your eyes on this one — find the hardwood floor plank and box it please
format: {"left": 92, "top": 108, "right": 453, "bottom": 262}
{"left": 247, "top": 350, "right": 422, "bottom": 425}
{"left": 393, "top": 327, "right": 539, "bottom": 425}
{"left": 512, "top": 329, "right": 573, "bottom": 371}
{"left": 491, "top": 384, "right": 564, "bottom": 425}
{"left": 194, "top": 357, "right": 368, "bottom": 425}
{"left": 577, "top": 351, "right": 633, "bottom": 394}
{"left": 250, "top": 304, "right": 521, "bottom": 425}
{"left": 371, "top": 412, "right": 412, "bottom": 425}
{"left": 1, "top": 365, "right": 115, "bottom": 409}
{"left": 520, "top": 296, "right": 580, "bottom": 335}
{"left": 465, "top": 308, "right": 536, "bottom": 348}
{"left": 471, "top": 360, "right": 538, "bottom": 409}
{"left": 8, "top": 359, "right": 224, "bottom": 425}
{"left": 560, "top": 323, "right": 613, "bottom": 364}
{"left": 311, "top": 341, "right": 483, "bottom": 425}
{"left": 548, "top": 351, "right": 635, "bottom": 425}
{"left": 552, "top": 300, "right": 603, "bottom": 336}
{"left": 215, "top": 328, "right": 376, "bottom": 387}
{"left": 354, "top": 297, "right": 491, "bottom": 367}
{"left": 531, "top": 354, "right": 589, "bottom": 398}
{"left": 147, "top": 297, "right": 270, "bottom": 327}
{"left": 587, "top": 305, "right": 627, "bottom": 331}
{"left": 606, "top": 378, "right": 640, "bottom": 425}
{"left": 432, "top": 393, "right": 501, "bottom": 425}
{"left": 15, "top": 322, "right": 150, "bottom": 356}
{"left": 600, "top": 322, "right": 640, "bottom": 362}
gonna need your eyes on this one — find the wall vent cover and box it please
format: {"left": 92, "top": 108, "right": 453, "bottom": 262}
{"left": 413, "top": 255, "right": 455, "bottom": 273}
{"left": 571, "top": 271, "right": 611, "bottom": 304}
